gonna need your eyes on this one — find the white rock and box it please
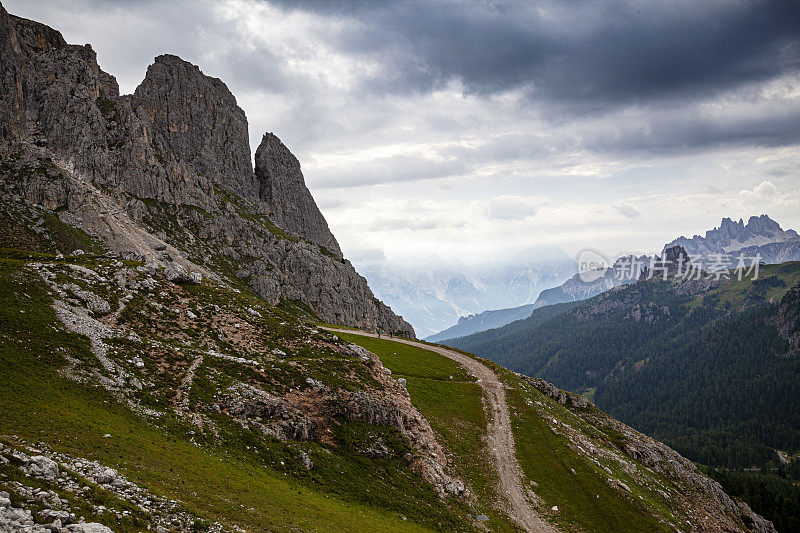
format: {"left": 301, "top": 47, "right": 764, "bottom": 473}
{"left": 67, "top": 523, "right": 113, "bottom": 533}
{"left": 25, "top": 456, "right": 59, "bottom": 481}
{"left": 95, "top": 467, "right": 117, "bottom": 484}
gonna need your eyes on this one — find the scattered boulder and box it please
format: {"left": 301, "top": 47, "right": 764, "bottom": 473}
{"left": 95, "top": 467, "right": 117, "bottom": 485}
{"left": 23, "top": 456, "right": 59, "bottom": 481}
{"left": 299, "top": 452, "right": 314, "bottom": 471}
{"left": 38, "top": 509, "right": 75, "bottom": 525}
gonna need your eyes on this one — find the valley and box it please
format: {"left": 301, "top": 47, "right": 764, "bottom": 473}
{"left": 0, "top": 2, "right": 796, "bottom": 532}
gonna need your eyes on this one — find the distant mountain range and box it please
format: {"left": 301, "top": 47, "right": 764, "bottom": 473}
{"left": 426, "top": 303, "right": 536, "bottom": 342}
{"left": 665, "top": 214, "right": 800, "bottom": 267}
{"left": 433, "top": 215, "right": 800, "bottom": 342}
{"left": 355, "top": 246, "right": 575, "bottom": 337}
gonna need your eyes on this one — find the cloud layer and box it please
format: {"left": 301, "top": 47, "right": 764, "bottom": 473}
{"left": 7, "top": 0, "right": 800, "bottom": 263}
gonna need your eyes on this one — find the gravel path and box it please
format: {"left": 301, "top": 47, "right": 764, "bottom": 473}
{"left": 325, "top": 329, "right": 557, "bottom": 533}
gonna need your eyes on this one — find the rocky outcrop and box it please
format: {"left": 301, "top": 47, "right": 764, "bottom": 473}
{"left": 220, "top": 383, "right": 319, "bottom": 441}
{"left": 767, "top": 284, "right": 800, "bottom": 355}
{"left": 0, "top": 3, "right": 413, "bottom": 336}
{"left": 338, "top": 344, "right": 466, "bottom": 497}
{"left": 0, "top": 441, "right": 214, "bottom": 532}
{"left": 131, "top": 54, "right": 257, "bottom": 201}
{"left": 255, "top": 132, "right": 341, "bottom": 256}
{"left": 664, "top": 215, "right": 800, "bottom": 267}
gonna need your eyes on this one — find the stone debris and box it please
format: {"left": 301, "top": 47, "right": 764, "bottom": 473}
{"left": 0, "top": 441, "right": 226, "bottom": 532}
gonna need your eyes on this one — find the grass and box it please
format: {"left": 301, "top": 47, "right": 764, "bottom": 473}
{"left": 503, "top": 385, "right": 673, "bottom": 532}
{"left": 0, "top": 259, "right": 474, "bottom": 532}
{"left": 335, "top": 333, "right": 523, "bottom": 531}
{"left": 336, "top": 332, "right": 687, "bottom": 533}
{"left": 695, "top": 261, "right": 800, "bottom": 308}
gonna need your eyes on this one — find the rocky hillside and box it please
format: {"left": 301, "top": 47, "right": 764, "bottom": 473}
{"left": 0, "top": 248, "right": 775, "bottom": 532}
{"left": 0, "top": 4, "right": 412, "bottom": 336}
{"left": 0, "top": 4, "right": 780, "bottom": 533}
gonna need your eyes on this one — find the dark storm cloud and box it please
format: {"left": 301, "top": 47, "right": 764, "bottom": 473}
{"left": 10, "top": 0, "right": 799, "bottom": 162}
{"left": 273, "top": 0, "right": 800, "bottom": 112}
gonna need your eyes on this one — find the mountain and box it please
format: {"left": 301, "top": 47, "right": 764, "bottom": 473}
{"left": 531, "top": 254, "right": 647, "bottom": 309}
{"left": 425, "top": 303, "right": 535, "bottom": 342}
{"left": 430, "top": 254, "right": 647, "bottom": 343}
{"left": 358, "top": 247, "right": 575, "bottom": 337}
{"left": 665, "top": 215, "right": 800, "bottom": 267}
{"left": 450, "top": 253, "right": 800, "bottom": 531}
{"left": 0, "top": 5, "right": 778, "bottom": 532}
{"left": 440, "top": 215, "right": 800, "bottom": 344}
{"left": 0, "top": 8, "right": 411, "bottom": 337}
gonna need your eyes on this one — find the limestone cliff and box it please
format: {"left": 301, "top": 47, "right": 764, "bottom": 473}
{"left": 255, "top": 132, "right": 342, "bottom": 257}
{"left": 0, "top": 3, "right": 413, "bottom": 336}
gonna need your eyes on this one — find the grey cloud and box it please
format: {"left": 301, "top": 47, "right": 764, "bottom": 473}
{"left": 614, "top": 204, "right": 640, "bottom": 219}
{"left": 582, "top": 101, "right": 800, "bottom": 155}
{"left": 313, "top": 154, "right": 469, "bottom": 188}
{"left": 278, "top": 1, "right": 800, "bottom": 111}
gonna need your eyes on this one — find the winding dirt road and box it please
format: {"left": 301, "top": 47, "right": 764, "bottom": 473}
{"left": 325, "top": 329, "right": 556, "bottom": 533}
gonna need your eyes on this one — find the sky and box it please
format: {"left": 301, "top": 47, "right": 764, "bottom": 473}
{"left": 7, "top": 0, "right": 800, "bottom": 265}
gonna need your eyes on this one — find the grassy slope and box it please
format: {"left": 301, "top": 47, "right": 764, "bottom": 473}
{"left": 0, "top": 257, "right": 452, "bottom": 533}
{"left": 337, "top": 333, "right": 673, "bottom": 533}
{"left": 334, "top": 333, "right": 521, "bottom": 532}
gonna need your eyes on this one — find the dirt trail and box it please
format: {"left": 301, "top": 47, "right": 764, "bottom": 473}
{"left": 325, "top": 329, "right": 557, "bottom": 533}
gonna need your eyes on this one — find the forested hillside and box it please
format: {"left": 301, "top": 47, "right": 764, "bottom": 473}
{"left": 450, "top": 262, "right": 800, "bottom": 530}
{"left": 450, "top": 263, "right": 800, "bottom": 470}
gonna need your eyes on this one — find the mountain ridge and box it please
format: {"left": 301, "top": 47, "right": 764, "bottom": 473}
{"left": 0, "top": 4, "right": 781, "bottom": 532}
{"left": 433, "top": 216, "right": 800, "bottom": 343}
{"left": 0, "top": 3, "right": 411, "bottom": 336}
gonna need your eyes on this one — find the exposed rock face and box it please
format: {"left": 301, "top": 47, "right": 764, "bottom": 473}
{"left": 132, "top": 54, "right": 257, "bottom": 200}
{"left": 0, "top": 3, "right": 413, "bottom": 336}
{"left": 255, "top": 132, "right": 341, "bottom": 256}
{"left": 664, "top": 215, "right": 800, "bottom": 267}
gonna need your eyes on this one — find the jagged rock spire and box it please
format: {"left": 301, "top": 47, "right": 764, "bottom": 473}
{"left": 255, "top": 132, "right": 341, "bottom": 257}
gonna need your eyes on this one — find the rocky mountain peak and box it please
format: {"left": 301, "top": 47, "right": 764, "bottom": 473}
{"left": 0, "top": 4, "right": 411, "bottom": 336}
{"left": 132, "top": 54, "right": 257, "bottom": 200}
{"left": 746, "top": 214, "right": 784, "bottom": 236}
{"left": 663, "top": 244, "right": 690, "bottom": 265}
{"left": 664, "top": 215, "right": 800, "bottom": 266}
{"left": 254, "top": 132, "right": 341, "bottom": 257}
{"left": 5, "top": 8, "right": 66, "bottom": 54}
